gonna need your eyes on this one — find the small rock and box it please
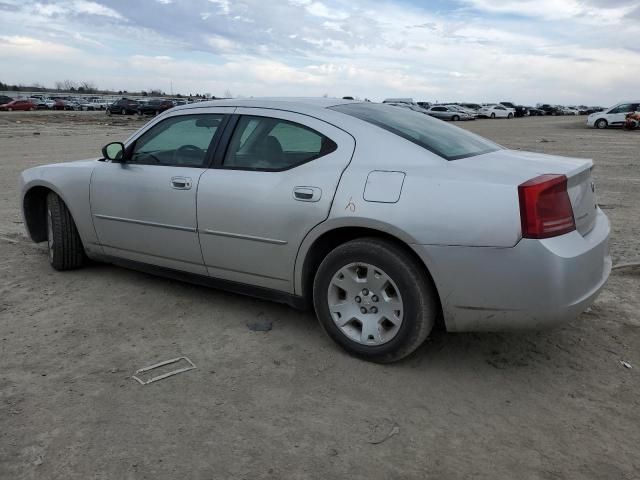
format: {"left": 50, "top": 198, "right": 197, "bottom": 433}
{"left": 33, "top": 132, "right": 40, "bottom": 135}
{"left": 621, "top": 361, "right": 632, "bottom": 369}
{"left": 247, "top": 320, "right": 273, "bottom": 332}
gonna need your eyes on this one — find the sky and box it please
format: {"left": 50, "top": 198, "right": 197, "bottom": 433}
{"left": 0, "top": 0, "right": 639, "bottom": 105}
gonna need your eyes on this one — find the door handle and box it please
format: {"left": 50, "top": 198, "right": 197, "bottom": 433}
{"left": 293, "top": 186, "right": 321, "bottom": 202}
{"left": 171, "top": 176, "right": 192, "bottom": 190}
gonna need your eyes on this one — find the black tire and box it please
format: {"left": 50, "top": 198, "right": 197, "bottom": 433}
{"left": 451, "top": 115, "right": 460, "bottom": 121}
{"left": 46, "top": 192, "right": 84, "bottom": 271}
{"left": 595, "top": 119, "right": 608, "bottom": 129}
{"left": 490, "top": 113, "right": 496, "bottom": 119}
{"left": 508, "top": 113, "right": 513, "bottom": 119}
{"left": 313, "top": 238, "right": 437, "bottom": 363}
{"left": 121, "top": 108, "right": 126, "bottom": 115}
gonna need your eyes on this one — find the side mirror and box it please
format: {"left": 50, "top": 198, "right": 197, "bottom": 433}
{"left": 102, "top": 142, "right": 125, "bottom": 162}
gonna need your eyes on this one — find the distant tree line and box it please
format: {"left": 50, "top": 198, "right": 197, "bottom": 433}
{"left": 0, "top": 80, "right": 215, "bottom": 99}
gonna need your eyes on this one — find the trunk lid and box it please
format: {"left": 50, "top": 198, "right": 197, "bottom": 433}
{"left": 455, "top": 149, "right": 598, "bottom": 236}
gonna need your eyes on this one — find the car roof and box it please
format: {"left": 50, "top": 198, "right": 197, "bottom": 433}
{"left": 172, "top": 97, "right": 357, "bottom": 114}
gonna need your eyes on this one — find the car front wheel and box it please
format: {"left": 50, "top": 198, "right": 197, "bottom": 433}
{"left": 595, "top": 119, "right": 608, "bottom": 129}
{"left": 490, "top": 113, "right": 496, "bottom": 119}
{"left": 313, "top": 238, "right": 437, "bottom": 363}
{"left": 46, "top": 192, "right": 85, "bottom": 271}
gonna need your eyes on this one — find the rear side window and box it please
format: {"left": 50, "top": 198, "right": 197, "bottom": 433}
{"left": 331, "top": 103, "right": 500, "bottom": 160}
{"left": 223, "top": 115, "right": 337, "bottom": 171}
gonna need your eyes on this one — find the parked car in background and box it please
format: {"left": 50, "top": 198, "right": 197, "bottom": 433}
{"left": 28, "top": 97, "right": 49, "bottom": 110}
{"left": 416, "top": 101, "right": 431, "bottom": 109}
{"left": 426, "top": 105, "right": 473, "bottom": 121}
{"left": 527, "top": 107, "right": 545, "bottom": 116}
{"left": 137, "top": 99, "right": 175, "bottom": 116}
{"left": 478, "top": 104, "right": 513, "bottom": 119}
{"left": 18, "top": 98, "right": 611, "bottom": 363}
{"left": 0, "top": 99, "right": 36, "bottom": 111}
{"left": 561, "top": 107, "right": 579, "bottom": 116}
{"left": 587, "top": 101, "right": 640, "bottom": 129}
{"left": 79, "top": 98, "right": 108, "bottom": 111}
{"left": 51, "top": 99, "right": 67, "bottom": 110}
{"left": 539, "top": 105, "right": 563, "bottom": 116}
{"left": 0, "top": 95, "right": 14, "bottom": 105}
{"left": 499, "top": 102, "right": 517, "bottom": 114}
{"left": 107, "top": 98, "right": 140, "bottom": 115}
{"left": 383, "top": 98, "right": 415, "bottom": 105}
{"left": 514, "top": 106, "right": 529, "bottom": 117}
{"left": 445, "top": 104, "right": 478, "bottom": 119}
{"left": 460, "top": 103, "right": 482, "bottom": 111}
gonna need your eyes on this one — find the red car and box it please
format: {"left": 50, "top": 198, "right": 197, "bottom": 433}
{"left": 0, "top": 99, "right": 36, "bottom": 111}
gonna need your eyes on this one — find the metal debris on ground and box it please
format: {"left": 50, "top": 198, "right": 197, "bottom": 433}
{"left": 621, "top": 361, "right": 633, "bottom": 369}
{"left": 368, "top": 423, "right": 400, "bottom": 445}
{"left": 132, "top": 356, "right": 196, "bottom": 385}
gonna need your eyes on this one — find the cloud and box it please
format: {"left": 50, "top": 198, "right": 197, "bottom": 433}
{"left": 0, "top": 0, "right": 638, "bottom": 105}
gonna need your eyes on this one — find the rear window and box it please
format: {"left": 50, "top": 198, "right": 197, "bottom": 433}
{"left": 330, "top": 103, "right": 500, "bottom": 160}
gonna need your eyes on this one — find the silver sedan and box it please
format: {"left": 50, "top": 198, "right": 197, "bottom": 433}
{"left": 426, "top": 105, "right": 474, "bottom": 121}
{"left": 19, "top": 98, "right": 611, "bottom": 362}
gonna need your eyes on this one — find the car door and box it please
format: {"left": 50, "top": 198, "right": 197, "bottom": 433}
{"left": 606, "top": 104, "right": 633, "bottom": 125}
{"left": 90, "top": 110, "right": 230, "bottom": 274}
{"left": 197, "top": 108, "right": 355, "bottom": 292}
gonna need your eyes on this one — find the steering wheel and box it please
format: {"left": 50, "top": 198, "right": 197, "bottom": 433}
{"left": 173, "top": 144, "right": 202, "bottom": 164}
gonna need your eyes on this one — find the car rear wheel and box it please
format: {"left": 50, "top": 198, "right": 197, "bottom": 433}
{"left": 121, "top": 108, "right": 126, "bottom": 115}
{"left": 595, "top": 119, "right": 608, "bottom": 129}
{"left": 313, "top": 238, "right": 437, "bottom": 363}
{"left": 452, "top": 115, "right": 460, "bottom": 121}
{"left": 508, "top": 113, "right": 513, "bottom": 119}
{"left": 7, "top": 108, "right": 12, "bottom": 111}
{"left": 490, "top": 113, "right": 496, "bottom": 119}
{"left": 46, "top": 192, "right": 85, "bottom": 271}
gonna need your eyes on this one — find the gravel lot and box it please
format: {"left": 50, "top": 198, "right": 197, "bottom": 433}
{"left": 1, "top": 111, "right": 638, "bottom": 480}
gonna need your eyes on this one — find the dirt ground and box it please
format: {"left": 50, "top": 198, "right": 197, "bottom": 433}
{"left": 1, "top": 111, "right": 638, "bottom": 480}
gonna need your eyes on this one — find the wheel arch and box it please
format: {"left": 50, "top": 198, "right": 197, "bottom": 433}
{"left": 22, "top": 183, "right": 74, "bottom": 243}
{"left": 296, "top": 223, "right": 444, "bottom": 326}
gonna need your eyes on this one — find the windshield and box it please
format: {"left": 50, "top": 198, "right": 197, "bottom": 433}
{"left": 330, "top": 103, "right": 501, "bottom": 160}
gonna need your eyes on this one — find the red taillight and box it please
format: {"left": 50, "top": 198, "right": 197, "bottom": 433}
{"left": 518, "top": 174, "right": 575, "bottom": 239}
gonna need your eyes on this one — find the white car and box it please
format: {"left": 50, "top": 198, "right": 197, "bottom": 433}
{"left": 478, "top": 105, "right": 513, "bottom": 119}
{"left": 587, "top": 101, "right": 640, "bottom": 129}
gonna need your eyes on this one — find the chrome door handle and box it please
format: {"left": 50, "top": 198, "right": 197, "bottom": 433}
{"left": 293, "top": 186, "right": 321, "bottom": 202}
{"left": 171, "top": 176, "right": 192, "bottom": 190}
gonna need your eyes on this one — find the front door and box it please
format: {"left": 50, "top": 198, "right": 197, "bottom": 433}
{"left": 606, "top": 103, "right": 637, "bottom": 126}
{"left": 197, "top": 108, "right": 355, "bottom": 292}
{"left": 91, "top": 112, "right": 227, "bottom": 274}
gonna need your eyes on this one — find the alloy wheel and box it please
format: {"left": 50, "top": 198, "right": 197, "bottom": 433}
{"left": 327, "top": 263, "right": 403, "bottom": 346}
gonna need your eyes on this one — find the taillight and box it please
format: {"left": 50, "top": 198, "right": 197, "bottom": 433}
{"left": 518, "top": 174, "right": 575, "bottom": 239}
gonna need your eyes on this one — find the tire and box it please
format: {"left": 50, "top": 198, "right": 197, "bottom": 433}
{"left": 490, "top": 113, "right": 496, "bottom": 119}
{"left": 30, "top": 107, "right": 35, "bottom": 111}
{"left": 508, "top": 113, "right": 513, "bottom": 119}
{"left": 595, "top": 119, "right": 608, "bottom": 129}
{"left": 8, "top": 107, "right": 13, "bottom": 111}
{"left": 451, "top": 115, "right": 459, "bottom": 121}
{"left": 313, "top": 238, "right": 437, "bottom": 363}
{"left": 46, "top": 192, "right": 84, "bottom": 271}
{"left": 121, "top": 108, "right": 126, "bottom": 115}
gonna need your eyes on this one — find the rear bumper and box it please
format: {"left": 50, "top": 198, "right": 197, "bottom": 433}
{"left": 412, "top": 209, "right": 611, "bottom": 332}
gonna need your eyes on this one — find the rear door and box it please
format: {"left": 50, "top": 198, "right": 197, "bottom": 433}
{"left": 90, "top": 110, "right": 231, "bottom": 274}
{"left": 197, "top": 108, "right": 355, "bottom": 292}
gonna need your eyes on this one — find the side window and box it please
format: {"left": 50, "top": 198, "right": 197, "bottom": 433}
{"left": 131, "top": 114, "right": 223, "bottom": 167}
{"left": 610, "top": 104, "right": 631, "bottom": 114}
{"left": 223, "top": 115, "right": 337, "bottom": 171}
